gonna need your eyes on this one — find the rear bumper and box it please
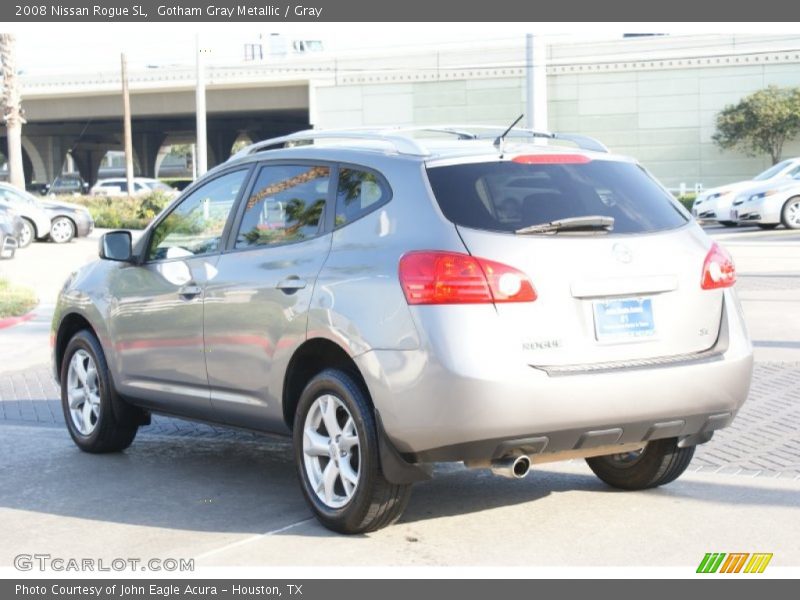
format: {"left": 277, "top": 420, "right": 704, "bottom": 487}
{"left": 75, "top": 217, "right": 94, "bottom": 237}
{"left": 356, "top": 289, "right": 753, "bottom": 463}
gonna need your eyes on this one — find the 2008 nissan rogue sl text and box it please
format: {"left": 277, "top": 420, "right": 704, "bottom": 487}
{"left": 52, "top": 126, "right": 754, "bottom": 534}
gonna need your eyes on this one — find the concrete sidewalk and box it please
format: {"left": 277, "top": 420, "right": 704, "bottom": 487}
{"left": 0, "top": 423, "right": 797, "bottom": 568}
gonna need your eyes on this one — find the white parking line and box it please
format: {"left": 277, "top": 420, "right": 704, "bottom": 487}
{"left": 193, "top": 517, "right": 315, "bottom": 562}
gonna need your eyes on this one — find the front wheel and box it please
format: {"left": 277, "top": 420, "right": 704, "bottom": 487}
{"left": 293, "top": 369, "right": 411, "bottom": 534}
{"left": 50, "top": 216, "right": 75, "bottom": 243}
{"left": 781, "top": 196, "right": 800, "bottom": 230}
{"left": 586, "top": 437, "right": 695, "bottom": 490}
{"left": 18, "top": 219, "right": 34, "bottom": 248}
{"left": 60, "top": 330, "right": 139, "bottom": 452}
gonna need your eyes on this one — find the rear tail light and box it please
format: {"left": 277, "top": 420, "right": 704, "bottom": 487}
{"left": 399, "top": 251, "right": 537, "bottom": 305}
{"left": 701, "top": 243, "right": 736, "bottom": 290}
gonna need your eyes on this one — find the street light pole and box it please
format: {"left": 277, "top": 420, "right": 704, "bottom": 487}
{"left": 525, "top": 34, "right": 549, "bottom": 135}
{"left": 120, "top": 53, "right": 135, "bottom": 197}
{"left": 195, "top": 35, "right": 208, "bottom": 179}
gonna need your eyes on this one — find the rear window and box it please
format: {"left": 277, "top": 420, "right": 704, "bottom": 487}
{"left": 425, "top": 159, "right": 688, "bottom": 235}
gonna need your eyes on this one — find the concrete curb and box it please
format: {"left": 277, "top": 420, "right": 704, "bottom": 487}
{"left": 0, "top": 310, "right": 37, "bottom": 330}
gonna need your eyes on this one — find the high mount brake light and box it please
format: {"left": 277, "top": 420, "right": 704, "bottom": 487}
{"left": 399, "top": 251, "right": 537, "bottom": 305}
{"left": 512, "top": 154, "right": 591, "bottom": 165}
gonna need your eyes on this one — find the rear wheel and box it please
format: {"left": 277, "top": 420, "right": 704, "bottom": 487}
{"left": 293, "top": 368, "right": 411, "bottom": 534}
{"left": 781, "top": 196, "right": 800, "bottom": 230}
{"left": 586, "top": 437, "right": 694, "bottom": 490}
{"left": 50, "top": 217, "right": 75, "bottom": 243}
{"left": 18, "top": 219, "right": 34, "bottom": 248}
{"left": 60, "top": 330, "right": 139, "bottom": 452}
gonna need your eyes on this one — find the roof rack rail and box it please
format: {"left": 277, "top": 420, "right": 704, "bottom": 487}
{"left": 228, "top": 125, "right": 609, "bottom": 163}
{"left": 228, "top": 128, "right": 430, "bottom": 161}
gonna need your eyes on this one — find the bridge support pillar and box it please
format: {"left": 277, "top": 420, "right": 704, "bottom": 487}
{"left": 207, "top": 130, "right": 240, "bottom": 170}
{"left": 71, "top": 143, "right": 114, "bottom": 187}
{"left": 132, "top": 132, "right": 167, "bottom": 179}
{"left": 23, "top": 134, "right": 70, "bottom": 185}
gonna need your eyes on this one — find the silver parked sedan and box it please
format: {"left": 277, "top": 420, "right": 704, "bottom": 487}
{"left": 0, "top": 182, "right": 52, "bottom": 247}
{"left": 51, "top": 126, "right": 753, "bottom": 533}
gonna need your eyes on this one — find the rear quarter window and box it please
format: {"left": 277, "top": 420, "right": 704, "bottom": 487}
{"left": 425, "top": 159, "right": 687, "bottom": 235}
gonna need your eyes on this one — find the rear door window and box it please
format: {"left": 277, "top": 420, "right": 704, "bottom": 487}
{"left": 235, "top": 164, "right": 330, "bottom": 249}
{"left": 425, "top": 158, "right": 688, "bottom": 235}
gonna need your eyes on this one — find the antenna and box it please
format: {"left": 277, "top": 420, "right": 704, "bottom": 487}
{"left": 493, "top": 114, "right": 524, "bottom": 155}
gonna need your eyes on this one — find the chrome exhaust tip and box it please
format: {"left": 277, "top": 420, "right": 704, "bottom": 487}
{"left": 490, "top": 455, "right": 531, "bottom": 479}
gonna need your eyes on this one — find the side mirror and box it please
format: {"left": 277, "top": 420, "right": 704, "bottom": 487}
{"left": 99, "top": 230, "right": 133, "bottom": 262}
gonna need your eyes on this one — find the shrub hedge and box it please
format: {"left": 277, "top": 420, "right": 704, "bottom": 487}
{"left": 52, "top": 191, "right": 174, "bottom": 230}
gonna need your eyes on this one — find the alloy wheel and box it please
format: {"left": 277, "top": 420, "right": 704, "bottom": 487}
{"left": 67, "top": 349, "right": 101, "bottom": 435}
{"left": 786, "top": 199, "right": 800, "bottom": 228}
{"left": 302, "top": 394, "right": 361, "bottom": 508}
{"left": 19, "top": 221, "right": 33, "bottom": 247}
{"left": 51, "top": 217, "right": 75, "bottom": 243}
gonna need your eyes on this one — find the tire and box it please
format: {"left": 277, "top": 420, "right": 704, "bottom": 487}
{"left": 18, "top": 219, "right": 34, "bottom": 248}
{"left": 585, "top": 437, "right": 695, "bottom": 490}
{"left": 719, "top": 221, "right": 737, "bottom": 227}
{"left": 50, "top": 216, "right": 76, "bottom": 243}
{"left": 781, "top": 196, "right": 800, "bottom": 230}
{"left": 757, "top": 223, "right": 779, "bottom": 230}
{"left": 60, "top": 330, "right": 139, "bottom": 453}
{"left": 293, "top": 368, "right": 411, "bottom": 534}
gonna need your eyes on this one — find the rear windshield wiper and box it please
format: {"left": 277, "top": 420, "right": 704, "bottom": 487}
{"left": 515, "top": 216, "right": 615, "bottom": 235}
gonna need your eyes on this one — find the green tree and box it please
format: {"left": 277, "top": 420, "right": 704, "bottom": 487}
{"left": 713, "top": 85, "right": 800, "bottom": 165}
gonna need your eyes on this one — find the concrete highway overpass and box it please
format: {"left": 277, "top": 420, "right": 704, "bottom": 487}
{"left": 5, "top": 33, "right": 800, "bottom": 189}
{"left": 1, "top": 66, "right": 313, "bottom": 185}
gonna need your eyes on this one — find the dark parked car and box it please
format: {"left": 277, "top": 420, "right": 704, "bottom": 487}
{"left": 48, "top": 174, "right": 90, "bottom": 195}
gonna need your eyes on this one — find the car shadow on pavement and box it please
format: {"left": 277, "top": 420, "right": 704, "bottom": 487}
{"left": 1, "top": 424, "right": 798, "bottom": 537}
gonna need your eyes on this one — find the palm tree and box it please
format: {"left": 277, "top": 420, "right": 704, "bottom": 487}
{"left": 0, "top": 33, "right": 25, "bottom": 190}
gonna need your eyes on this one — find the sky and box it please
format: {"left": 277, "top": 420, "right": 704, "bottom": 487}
{"left": 11, "top": 24, "right": 621, "bottom": 75}
{"left": 11, "top": 22, "right": 800, "bottom": 76}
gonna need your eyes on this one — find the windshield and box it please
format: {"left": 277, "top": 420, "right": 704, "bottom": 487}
{"left": 426, "top": 159, "right": 688, "bottom": 235}
{"left": 753, "top": 160, "right": 792, "bottom": 181}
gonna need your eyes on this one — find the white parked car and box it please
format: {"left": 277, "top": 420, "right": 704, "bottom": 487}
{"left": 90, "top": 177, "right": 178, "bottom": 197}
{"left": 732, "top": 176, "right": 800, "bottom": 230}
{"left": 692, "top": 158, "right": 800, "bottom": 226}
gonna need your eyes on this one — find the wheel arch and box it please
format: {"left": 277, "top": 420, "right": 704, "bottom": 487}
{"left": 781, "top": 195, "right": 800, "bottom": 227}
{"left": 20, "top": 216, "right": 37, "bottom": 238}
{"left": 282, "top": 337, "right": 431, "bottom": 484}
{"left": 54, "top": 311, "right": 101, "bottom": 379}
{"left": 282, "top": 337, "right": 369, "bottom": 430}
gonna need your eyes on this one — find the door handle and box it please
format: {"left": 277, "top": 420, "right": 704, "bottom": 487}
{"left": 178, "top": 283, "right": 202, "bottom": 299}
{"left": 276, "top": 276, "right": 307, "bottom": 292}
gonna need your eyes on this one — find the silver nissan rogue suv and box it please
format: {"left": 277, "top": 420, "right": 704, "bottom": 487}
{"left": 52, "top": 126, "right": 753, "bottom": 534}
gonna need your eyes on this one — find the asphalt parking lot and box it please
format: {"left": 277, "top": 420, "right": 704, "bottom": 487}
{"left": 0, "top": 225, "right": 798, "bottom": 568}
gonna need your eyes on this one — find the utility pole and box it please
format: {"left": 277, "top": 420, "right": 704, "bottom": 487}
{"left": 525, "top": 34, "right": 549, "bottom": 135}
{"left": 120, "top": 53, "right": 135, "bottom": 197}
{"left": 195, "top": 35, "right": 208, "bottom": 178}
{"left": 0, "top": 33, "right": 26, "bottom": 190}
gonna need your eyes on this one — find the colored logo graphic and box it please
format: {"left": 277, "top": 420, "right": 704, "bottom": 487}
{"left": 696, "top": 553, "right": 773, "bottom": 573}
